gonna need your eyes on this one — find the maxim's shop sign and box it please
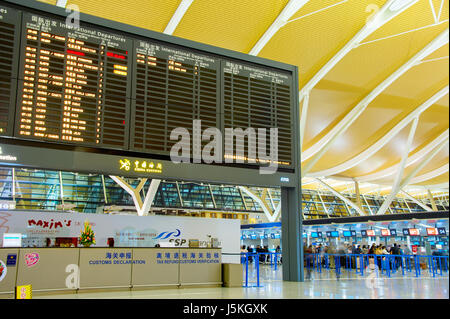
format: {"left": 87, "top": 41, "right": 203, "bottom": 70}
{"left": 26, "top": 218, "right": 86, "bottom": 235}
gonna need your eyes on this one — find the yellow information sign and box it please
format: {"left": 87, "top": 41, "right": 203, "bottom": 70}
{"left": 15, "top": 284, "right": 32, "bottom": 299}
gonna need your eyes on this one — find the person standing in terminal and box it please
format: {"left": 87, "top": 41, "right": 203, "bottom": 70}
{"left": 304, "top": 245, "right": 314, "bottom": 280}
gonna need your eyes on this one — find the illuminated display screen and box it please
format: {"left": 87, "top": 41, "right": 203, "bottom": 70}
{"left": 343, "top": 231, "right": 352, "bottom": 237}
{"left": 366, "top": 230, "right": 375, "bottom": 237}
{"left": 311, "top": 232, "right": 322, "bottom": 238}
{"left": 0, "top": 4, "right": 295, "bottom": 172}
{"left": 409, "top": 228, "right": 420, "bottom": 236}
{"left": 223, "top": 61, "right": 293, "bottom": 167}
{"left": 381, "top": 229, "right": 391, "bottom": 236}
{"left": 131, "top": 40, "right": 219, "bottom": 156}
{"left": 326, "top": 231, "right": 339, "bottom": 238}
{"left": 0, "top": 5, "right": 20, "bottom": 136}
{"left": 426, "top": 228, "right": 438, "bottom": 236}
{"left": 15, "top": 12, "right": 131, "bottom": 148}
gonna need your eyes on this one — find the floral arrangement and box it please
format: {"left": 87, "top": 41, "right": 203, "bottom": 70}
{"left": 79, "top": 220, "right": 95, "bottom": 247}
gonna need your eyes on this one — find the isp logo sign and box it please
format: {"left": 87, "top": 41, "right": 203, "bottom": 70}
{"left": 154, "top": 229, "right": 186, "bottom": 246}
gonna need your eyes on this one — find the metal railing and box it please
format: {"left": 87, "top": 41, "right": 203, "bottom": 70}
{"left": 304, "top": 253, "right": 449, "bottom": 278}
{"left": 237, "top": 252, "right": 448, "bottom": 287}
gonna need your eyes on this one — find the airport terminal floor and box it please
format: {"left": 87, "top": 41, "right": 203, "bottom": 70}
{"left": 32, "top": 265, "right": 449, "bottom": 299}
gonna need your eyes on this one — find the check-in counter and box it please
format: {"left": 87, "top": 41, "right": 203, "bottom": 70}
{"left": 0, "top": 247, "right": 222, "bottom": 296}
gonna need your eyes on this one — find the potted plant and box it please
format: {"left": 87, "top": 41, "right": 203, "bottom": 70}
{"left": 80, "top": 220, "right": 96, "bottom": 247}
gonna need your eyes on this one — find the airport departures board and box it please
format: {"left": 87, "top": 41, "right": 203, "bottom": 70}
{"left": 0, "top": 3, "right": 295, "bottom": 170}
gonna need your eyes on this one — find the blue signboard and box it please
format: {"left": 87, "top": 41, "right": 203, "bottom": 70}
{"left": 6, "top": 254, "right": 17, "bottom": 266}
{"left": 390, "top": 229, "right": 397, "bottom": 236}
{"left": 343, "top": 231, "right": 352, "bottom": 237}
{"left": 437, "top": 227, "right": 447, "bottom": 235}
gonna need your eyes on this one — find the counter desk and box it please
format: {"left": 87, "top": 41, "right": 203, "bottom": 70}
{"left": 0, "top": 247, "right": 222, "bottom": 296}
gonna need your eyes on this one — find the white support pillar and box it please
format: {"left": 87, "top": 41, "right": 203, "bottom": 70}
{"left": 317, "top": 192, "right": 330, "bottom": 218}
{"left": 239, "top": 186, "right": 281, "bottom": 222}
{"left": 401, "top": 190, "right": 433, "bottom": 211}
{"left": 377, "top": 116, "right": 419, "bottom": 215}
{"left": 314, "top": 178, "right": 365, "bottom": 216}
{"left": 110, "top": 176, "right": 161, "bottom": 216}
{"left": 427, "top": 189, "right": 439, "bottom": 211}
{"left": 299, "top": 92, "right": 309, "bottom": 151}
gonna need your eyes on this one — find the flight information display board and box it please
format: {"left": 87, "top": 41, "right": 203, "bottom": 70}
{"left": 0, "top": 5, "right": 20, "bottom": 136}
{"left": 15, "top": 11, "right": 132, "bottom": 148}
{"left": 131, "top": 40, "right": 219, "bottom": 155}
{"left": 223, "top": 60, "right": 292, "bottom": 166}
{"left": 0, "top": 2, "right": 296, "bottom": 171}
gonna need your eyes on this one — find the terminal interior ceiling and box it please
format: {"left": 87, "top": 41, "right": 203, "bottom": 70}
{"left": 28, "top": 0, "right": 449, "bottom": 217}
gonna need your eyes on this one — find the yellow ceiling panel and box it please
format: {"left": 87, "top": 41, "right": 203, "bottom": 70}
{"left": 324, "top": 22, "right": 448, "bottom": 92}
{"left": 173, "top": 0, "right": 288, "bottom": 53}
{"left": 66, "top": 0, "right": 180, "bottom": 32}
{"left": 305, "top": 97, "right": 419, "bottom": 172}
{"left": 302, "top": 81, "right": 367, "bottom": 150}
{"left": 425, "top": 42, "right": 449, "bottom": 60}
{"left": 381, "top": 58, "right": 449, "bottom": 101}
{"left": 364, "top": 0, "right": 449, "bottom": 42}
{"left": 335, "top": 103, "right": 449, "bottom": 178}
{"left": 258, "top": 0, "right": 386, "bottom": 88}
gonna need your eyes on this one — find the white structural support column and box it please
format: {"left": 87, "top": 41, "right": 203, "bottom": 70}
{"left": 427, "top": 189, "right": 438, "bottom": 211}
{"left": 299, "top": 92, "right": 310, "bottom": 151}
{"left": 248, "top": 0, "right": 309, "bottom": 56}
{"left": 314, "top": 178, "right": 365, "bottom": 216}
{"left": 56, "top": 0, "right": 68, "bottom": 7}
{"left": 302, "top": 29, "right": 449, "bottom": 177}
{"left": 353, "top": 179, "right": 364, "bottom": 212}
{"left": 110, "top": 176, "right": 161, "bottom": 216}
{"left": 376, "top": 116, "right": 419, "bottom": 215}
{"left": 317, "top": 192, "right": 331, "bottom": 218}
{"left": 163, "top": 0, "right": 194, "bottom": 35}
{"left": 239, "top": 186, "right": 281, "bottom": 222}
{"left": 398, "top": 139, "right": 449, "bottom": 190}
{"left": 401, "top": 190, "right": 433, "bottom": 211}
{"left": 309, "top": 86, "right": 449, "bottom": 177}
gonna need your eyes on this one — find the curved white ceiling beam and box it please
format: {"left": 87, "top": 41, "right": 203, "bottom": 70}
{"left": 399, "top": 139, "right": 449, "bottom": 190}
{"left": 307, "top": 86, "right": 449, "bottom": 177}
{"left": 301, "top": 28, "right": 449, "bottom": 178}
{"left": 248, "top": 0, "right": 309, "bottom": 56}
{"left": 376, "top": 116, "right": 419, "bottom": 215}
{"left": 356, "top": 128, "right": 449, "bottom": 182}
{"left": 163, "top": 0, "right": 194, "bottom": 35}
{"left": 409, "top": 164, "right": 449, "bottom": 184}
{"left": 298, "top": 0, "right": 419, "bottom": 100}
{"left": 301, "top": 28, "right": 449, "bottom": 164}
